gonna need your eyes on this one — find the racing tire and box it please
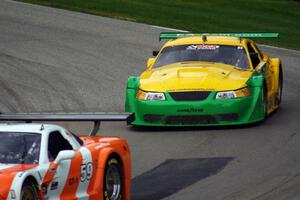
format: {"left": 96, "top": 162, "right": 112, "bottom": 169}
{"left": 276, "top": 66, "right": 283, "bottom": 106}
{"left": 21, "top": 181, "right": 39, "bottom": 200}
{"left": 103, "top": 156, "right": 123, "bottom": 200}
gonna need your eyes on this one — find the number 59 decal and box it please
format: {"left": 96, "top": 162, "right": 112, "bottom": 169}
{"left": 81, "top": 162, "right": 93, "bottom": 182}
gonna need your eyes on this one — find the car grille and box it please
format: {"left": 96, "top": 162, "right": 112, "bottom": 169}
{"left": 169, "top": 91, "right": 211, "bottom": 101}
{"left": 144, "top": 114, "right": 163, "bottom": 123}
{"left": 143, "top": 113, "right": 239, "bottom": 125}
{"left": 217, "top": 113, "right": 239, "bottom": 121}
{"left": 165, "top": 115, "right": 217, "bottom": 125}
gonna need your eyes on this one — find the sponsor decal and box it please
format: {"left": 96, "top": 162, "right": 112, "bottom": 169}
{"left": 49, "top": 167, "right": 56, "bottom": 175}
{"left": 10, "top": 190, "right": 16, "bottom": 199}
{"left": 50, "top": 181, "right": 58, "bottom": 190}
{"left": 68, "top": 177, "right": 79, "bottom": 186}
{"left": 18, "top": 171, "right": 25, "bottom": 177}
{"left": 187, "top": 44, "right": 219, "bottom": 50}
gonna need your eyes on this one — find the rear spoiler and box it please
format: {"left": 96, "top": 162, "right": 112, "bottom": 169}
{"left": 0, "top": 112, "right": 134, "bottom": 136}
{"left": 159, "top": 32, "right": 279, "bottom": 41}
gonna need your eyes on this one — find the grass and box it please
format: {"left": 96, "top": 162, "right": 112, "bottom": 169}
{"left": 17, "top": 0, "right": 300, "bottom": 50}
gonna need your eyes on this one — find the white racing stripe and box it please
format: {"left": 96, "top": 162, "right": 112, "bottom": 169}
{"left": 46, "top": 160, "right": 71, "bottom": 199}
{"left": 8, "top": 164, "right": 49, "bottom": 200}
{"left": 76, "top": 147, "right": 93, "bottom": 200}
{"left": 9, "top": 171, "right": 29, "bottom": 200}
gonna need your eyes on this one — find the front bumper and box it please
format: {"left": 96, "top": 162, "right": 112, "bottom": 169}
{"left": 125, "top": 88, "right": 265, "bottom": 126}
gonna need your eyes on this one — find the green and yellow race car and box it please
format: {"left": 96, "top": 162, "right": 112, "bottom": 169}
{"left": 125, "top": 33, "right": 283, "bottom": 126}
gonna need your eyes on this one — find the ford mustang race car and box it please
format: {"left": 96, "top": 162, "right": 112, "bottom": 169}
{"left": 125, "top": 32, "right": 283, "bottom": 126}
{"left": 0, "top": 113, "right": 133, "bottom": 200}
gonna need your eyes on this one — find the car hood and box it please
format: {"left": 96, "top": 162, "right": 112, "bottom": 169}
{"left": 139, "top": 62, "right": 253, "bottom": 92}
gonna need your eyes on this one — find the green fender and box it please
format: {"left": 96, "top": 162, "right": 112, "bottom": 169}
{"left": 246, "top": 72, "right": 265, "bottom": 121}
{"left": 125, "top": 76, "right": 139, "bottom": 112}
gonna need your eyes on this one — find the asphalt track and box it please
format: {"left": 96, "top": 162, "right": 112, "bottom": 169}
{"left": 1, "top": 1, "right": 300, "bottom": 199}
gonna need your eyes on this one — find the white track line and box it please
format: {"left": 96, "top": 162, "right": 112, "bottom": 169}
{"left": 151, "top": 25, "right": 188, "bottom": 32}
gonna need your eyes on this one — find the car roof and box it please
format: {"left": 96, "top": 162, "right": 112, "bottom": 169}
{"left": 163, "top": 36, "right": 250, "bottom": 47}
{"left": 0, "top": 123, "right": 62, "bottom": 134}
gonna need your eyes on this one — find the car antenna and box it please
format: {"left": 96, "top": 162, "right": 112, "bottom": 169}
{"left": 40, "top": 124, "right": 44, "bottom": 131}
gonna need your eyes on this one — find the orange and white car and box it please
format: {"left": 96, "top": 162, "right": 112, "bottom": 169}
{"left": 0, "top": 113, "right": 133, "bottom": 200}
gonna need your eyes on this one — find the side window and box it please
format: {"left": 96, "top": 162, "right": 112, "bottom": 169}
{"left": 48, "top": 131, "right": 73, "bottom": 161}
{"left": 71, "top": 132, "right": 83, "bottom": 146}
{"left": 251, "top": 43, "right": 263, "bottom": 59}
{"left": 247, "top": 42, "right": 260, "bottom": 68}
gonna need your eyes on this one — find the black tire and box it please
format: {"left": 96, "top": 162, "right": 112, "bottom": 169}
{"left": 21, "top": 180, "right": 39, "bottom": 200}
{"left": 276, "top": 66, "right": 283, "bottom": 106}
{"left": 103, "top": 157, "right": 123, "bottom": 200}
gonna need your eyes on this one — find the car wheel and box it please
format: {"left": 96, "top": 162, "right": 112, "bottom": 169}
{"left": 103, "top": 157, "right": 123, "bottom": 200}
{"left": 276, "top": 66, "right": 283, "bottom": 106}
{"left": 21, "top": 181, "right": 39, "bottom": 200}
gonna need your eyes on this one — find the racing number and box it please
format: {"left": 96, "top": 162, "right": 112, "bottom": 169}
{"left": 81, "top": 162, "right": 93, "bottom": 182}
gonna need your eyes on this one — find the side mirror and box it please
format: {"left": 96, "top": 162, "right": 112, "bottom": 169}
{"left": 262, "top": 53, "right": 268, "bottom": 61}
{"left": 54, "top": 150, "right": 76, "bottom": 165}
{"left": 147, "top": 58, "right": 155, "bottom": 69}
{"left": 152, "top": 51, "right": 159, "bottom": 56}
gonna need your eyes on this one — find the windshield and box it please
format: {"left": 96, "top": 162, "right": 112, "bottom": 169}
{"left": 154, "top": 44, "right": 250, "bottom": 69}
{"left": 0, "top": 132, "right": 41, "bottom": 164}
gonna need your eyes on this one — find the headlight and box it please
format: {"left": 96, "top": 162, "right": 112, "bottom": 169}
{"left": 216, "top": 91, "right": 236, "bottom": 99}
{"left": 136, "top": 90, "right": 165, "bottom": 100}
{"left": 216, "top": 87, "right": 250, "bottom": 99}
